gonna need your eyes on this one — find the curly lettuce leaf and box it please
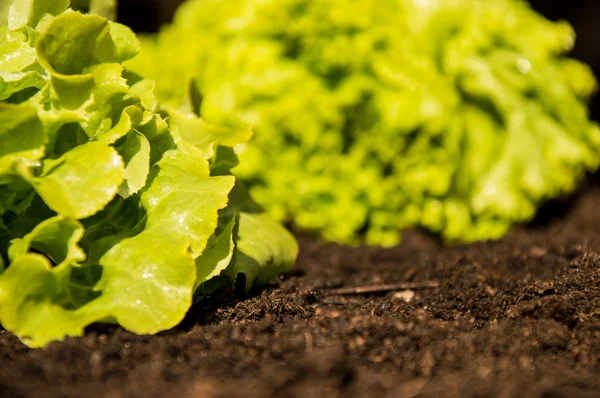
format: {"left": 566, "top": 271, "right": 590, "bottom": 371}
{"left": 0, "top": 103, "right": 45, "bottom": 173}
{"left": 0, "top": 26, "right": 45, "bottom": 101}
{"left": 194, "top": 216, "right": 236, "bottom": 291}
{"left": 8, "top": 216, "right": 85, "bottom": 269}
{"left": 233, "top": 212, "right": 298, "bottom": 291}
{"left": 28, "top": 141, "right": 124, "bottom": 219}
{"left": 115, "top": 130, "right": 150, "bottom": 197}
{"left": 0, "top": 254, "right": 89, "bottom": 347}
{"left": 1, "top": 216, "right": 87, "bottom": 346}
{"left": 7, "top": 0, "right": 69, "bottom": 30}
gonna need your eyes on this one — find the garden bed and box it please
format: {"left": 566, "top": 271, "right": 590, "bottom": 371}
{"left": 1, "top": 179, "right": 600, "bottom": 398}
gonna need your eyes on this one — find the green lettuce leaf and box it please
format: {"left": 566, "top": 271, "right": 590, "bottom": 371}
{"left": 115, "top": 130, "right": 150, "bottom": 197}
{"left": 7, "top": 0, "right": 69, "bottom": 30}
{"left": 0, "top": 254, "right": 90, "bottom": 347}
{"left": 29, "top": 141, "right": 125, "bottom": 219}
{"left": 71, "top": 0, "right": 116, "bottom": 20}
{"left": 194, "top": 216, "right": 236, "bottom": 291}
{"left": 0, "top": 103, "right": 45, "bottom": 173}
{"left": 233, "top": 212, "right": 298, "bottom": 291}
{"left": 8, "top": 215, "right": 85, "bottom": 268}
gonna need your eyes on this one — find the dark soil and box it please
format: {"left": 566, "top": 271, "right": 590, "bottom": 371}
{"left": 2, "top": 181, "right": 600, "bottom": 398}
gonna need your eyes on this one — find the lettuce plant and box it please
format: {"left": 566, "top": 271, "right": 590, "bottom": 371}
{"left": 129, "top": 0, "right": 600, "bottom": 246}
{"left": 0, "top": 0, "right": 297, "bottom": 347}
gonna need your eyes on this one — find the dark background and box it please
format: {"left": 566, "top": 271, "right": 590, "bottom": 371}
{"left": 528, "top": 0, "right": 600, "bottom": 120}
{"left": 117, "top": 0, "right": 600, "bottom": 120}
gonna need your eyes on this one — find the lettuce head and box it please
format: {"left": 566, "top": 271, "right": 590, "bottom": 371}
{"left": 0, "top": 0, "right": 297, "bottom": 347}
{"left": 129, "top": 0, "right": 600, "bottom": 246}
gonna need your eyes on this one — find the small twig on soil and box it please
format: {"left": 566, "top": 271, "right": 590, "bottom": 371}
{"left": 324, "top": 281, "right": 439, "bottom": 296}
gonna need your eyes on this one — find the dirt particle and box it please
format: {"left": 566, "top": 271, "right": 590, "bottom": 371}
{"left": 392, "top": 290, "right": 415, "bottom": 303}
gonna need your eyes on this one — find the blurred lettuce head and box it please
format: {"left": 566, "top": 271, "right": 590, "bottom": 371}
{"left": 129, "top": 0, "right": 600, "bottom": 246}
